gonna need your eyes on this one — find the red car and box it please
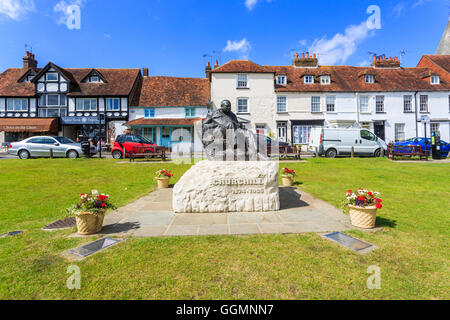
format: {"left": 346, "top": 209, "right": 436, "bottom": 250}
{"left": 111, "top": 134, "right": 158, "bottom": 159}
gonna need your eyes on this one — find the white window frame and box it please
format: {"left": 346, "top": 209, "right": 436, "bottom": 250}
{"left": 237, "top": 98, "right": 249, "bottom": 114}
{"left": 76, "top": 98, "right": 98, "bottom": 111}
{"left": 365, "top": 74, "right": 374, "bottom": 84}
{"left": 430, "top": 76, "right": 440, "bottom": 85}
{"left": 430, "top": 123, "right": 440, "bottom": 133}
{"left": 276, "top": 75, "right": 287, "bottom": 86}
{"left": 106, "top": 98, "right": 120, "bottom": 111}
{"left": 359, "top": 95, "right": 370, "bottom": 113}
{"left": 46, "top": 73, "right": 58, "bottom": 82}
{"left": 311, "top": 96, "right": 321, "bottom": 113}
{"left": 395, "top": 123, "right": 406, "bottom": 142}
{"left": 320, "top": 75, "right": 331, "bottom": 85}
{"left": 304, "top": 75, "right": 314, "bottom": 84}
{"left": 237, "top": 74, "right": 248, "bottom": 88}
{"left": 404, "top": 95, "right": 413, "bottom": 113}
{"left": 7, "top": 98, "right": 28, "bottom": 112}
{"left": 326, "top": 96, "right": 335, "bottom": 113}
{"left": 277, "top": 96, "right": 287, "bottom": 113}
{"left": 376, "top": 95, "right": 385, "bottom": 113}
{"left": 420, "top": 95, "right": 428, "bottom": 113}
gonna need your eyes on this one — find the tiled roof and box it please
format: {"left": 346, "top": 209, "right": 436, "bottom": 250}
{"left": 417, "top": 55, "right": 450, "bottom": 75}
{"left": 0, "top": 64, "right": 141, "bottom": 97}
{"left": 134, "top": 76, "right": 210, "bottom": 107}
{"left": 124, "top": 117, "right": 203, "bottom": 126}
{"left": 264, "top": 64, "right": 450, "bottom": 92}
{"left": 211, "top": 60, "right": 272, "bottom": 73}
{"left": 0, "top": 68, "right": 37, "bottom": 96}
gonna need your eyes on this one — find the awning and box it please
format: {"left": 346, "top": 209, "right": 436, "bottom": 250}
{"left": 0, "top": 118, "right": 59, "bottom": 133}
{"left": 124, "top": 117, "right": 204, "bottom": 126}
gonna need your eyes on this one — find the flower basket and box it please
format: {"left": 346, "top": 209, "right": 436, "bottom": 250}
{"left": 155, "top": 169, "right": 174, "bottom": 189}
{"left": 156, "top": 177, "right": 170, "bottom": 189}
{"left": 280, "top": 168, "right": 296, "bottom": 187}
{"left": 348, "top": 205, "right": 377, "bottom": 229}
{"left": 281, "top": 175, "right": 293, "bottom": 187}
{"left": 66, "top": 190, "right": 114, "bottom": 235}
{"left": 75, "top": 211, "right": 105, "bottom": 235}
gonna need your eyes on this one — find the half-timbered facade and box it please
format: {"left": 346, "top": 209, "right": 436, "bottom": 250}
{"left": 0, "top": 52, "right": 141, "bottom": 144}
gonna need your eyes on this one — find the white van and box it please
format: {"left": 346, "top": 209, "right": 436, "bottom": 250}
{"left": 308, "top": 127, "right": 387, "bottom": 158}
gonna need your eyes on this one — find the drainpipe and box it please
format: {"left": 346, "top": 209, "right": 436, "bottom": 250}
{"left": 355, "top": 92, "right": 360, "bottom": 124}
{"left": 414, "top": 91, "right": 419, "bottom": 137}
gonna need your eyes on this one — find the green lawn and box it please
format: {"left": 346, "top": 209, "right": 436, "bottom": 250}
{"left": 0, "top": 158, "right": 448, "bottom": 299}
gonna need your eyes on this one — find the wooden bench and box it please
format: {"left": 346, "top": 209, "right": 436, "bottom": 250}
{"left": 387, "top": 144, "right": 429, "bottom": 161}
{"left": 129, "top": 146, "right": 167, "bottom": 162}
{"left": 279, "top": 145, "right": 301, "bottom": 160}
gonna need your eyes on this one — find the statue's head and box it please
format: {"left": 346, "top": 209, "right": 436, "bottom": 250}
{"left": 220, "top": 100, "right": 232, "bottom": 114}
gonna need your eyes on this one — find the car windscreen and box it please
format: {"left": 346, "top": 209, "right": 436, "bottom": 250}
{"left": 54, "top": 137, "right": 75, "bottom": 144}
{"left": 136, "top": 135, "right": 154, "bottom": 144}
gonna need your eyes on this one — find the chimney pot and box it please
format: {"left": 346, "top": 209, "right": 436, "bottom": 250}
{"left": 302, "top": 53, "right": 305, "bottom": 58}
{"left": 295, "top": 53, "right": 299, "bottom": 59}
{"left": 313, "top": 53, "right": 316, "bottom": 58}
{"left": 23, "top": 51, "right": 37, "bottom": 70}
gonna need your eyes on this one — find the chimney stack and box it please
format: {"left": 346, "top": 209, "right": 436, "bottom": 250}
{"left": 293, "top": 52, "right": 319, "bottom": 68}
{"left": 142, "top": 68, "right": 149, "bottom": 77}
{"left": 214, "top": 60, "right": 219, "bottom": 69}
{"left": 371, "top": 55, "right": 400, "bottom": 68}
{"left": 23, "top": 51, "right": 38, "bottom": 70}
{"left": 205, "top": 61, "right": 212, "bottom": 80}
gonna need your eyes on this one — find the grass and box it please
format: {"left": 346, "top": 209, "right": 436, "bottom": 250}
{"left": 0, "top": 157, "right": 449, "bottom": 299}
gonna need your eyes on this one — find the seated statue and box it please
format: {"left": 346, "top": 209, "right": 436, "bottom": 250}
{"left": 202, "top": 100, "right": 268, "bottom": 161}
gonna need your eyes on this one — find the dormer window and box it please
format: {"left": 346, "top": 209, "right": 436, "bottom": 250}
{"left": 365, "top": 74, "right": 375, "bottom": 84}
{"left": 276, "top": 75, "right": 286, "bottom": 86}
{"left": 46, "top": 73, "right": 58, "bottom": 81}
{"left": 320, "top": 75, "right": 331, "bottom": 85}
{"left": 90, "top": 76, "right": 100, "bottom": 83}
{"left": 304, "top": 75, "right": 314, "bottom": 84}
{"left": 431, "top": 75, "right": 440, "bottom": 85}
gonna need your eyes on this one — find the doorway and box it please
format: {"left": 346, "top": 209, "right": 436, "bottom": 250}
{"left": 374, "top": 122, "right": 385, "bottom": 141}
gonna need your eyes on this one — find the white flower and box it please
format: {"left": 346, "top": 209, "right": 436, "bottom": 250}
{"left": 91, "top": 190, "right": 99, "bottom": 195}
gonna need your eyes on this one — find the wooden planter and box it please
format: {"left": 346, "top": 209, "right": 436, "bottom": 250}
{"left": 281, "top": 175, "right": 294, "bottom": 187}
{"left": 348, "top": 205, "right": 377, "bottom": 229}
{"left": 156, "top": 177, "right": 170, "bottom": 189}
{"left": 75, "top": 211, "right": 105, "bottom": 235}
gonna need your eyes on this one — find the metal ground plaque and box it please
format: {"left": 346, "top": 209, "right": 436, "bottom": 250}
{"left": 324, "top": 232, "right": 374, "bottom": 253}
{"left": 69, "top": 237, "right": 121, "bottom": 257}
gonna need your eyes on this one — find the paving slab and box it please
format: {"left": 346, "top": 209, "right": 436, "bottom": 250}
{"left": 68, "top": 187, "right": 355, "bottom": 238}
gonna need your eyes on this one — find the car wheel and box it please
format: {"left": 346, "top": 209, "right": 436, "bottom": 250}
{"left": 67, "top": 150, "right": 79, "bottom": 159}
{"left": 112, "top": 150, "right": 123, "bottom": 159}
{"left": 374, "top": 149, "right": 381, "bottom": 158}
{"left": 18, "top": 150, "right": 30, "bottom": 160}
{"left": 325, "top": 149, "right": 337, "bottom": 158}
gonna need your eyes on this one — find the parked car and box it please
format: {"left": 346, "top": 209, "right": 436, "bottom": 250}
{"left": 308, "top": 127, "right": 388, "bottom": 158}
{"left": 111, "top": 134, "right": 158, "bottom": 159}
{"left": 394, "top": 138, "right": 450, "bottom": 158}
{"left": 8, "top": 136, "right": 82, "bottom": 159}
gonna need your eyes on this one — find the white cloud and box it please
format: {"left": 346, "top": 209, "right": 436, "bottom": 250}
{"left": 412, "top": 0, "right": 431, "bottom": 9}
{"left": 224, "top": 38, "right": 252, "bottom": 59}
{"left": 308, "top": 20, "right": 375, "bottom": 65}
{"left": 245, "top": 0, "right": 272, "bottom": 11}
{"left": 298, "top": 40, "right": 308, "bottom": 46}
{"left": 0, "top": 0, "right": 34, "bottom": 20}
{"left": 54, "top": 0, "right": 85, "bottom": 25}
{"left": 359, "top": 60, "right": 370, "bottom": 67}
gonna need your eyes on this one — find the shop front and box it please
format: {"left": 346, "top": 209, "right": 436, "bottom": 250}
{"left": 60, "top": 116, "right": 106, "bottom": 143}
{"left": 0, "top": 118, "right": 59, "bottom": 143}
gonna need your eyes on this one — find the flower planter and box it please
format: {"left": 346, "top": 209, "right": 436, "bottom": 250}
{"left": 348, "top": 205, "right": 377, "bottom": 229}
{"left": 281, "top": 175, "right": 294, "bottom": 187}
{"left": 75, "top": 211, "right": 105, "bottom": 235}
{"left": 156, "top": 177, "right": 170, "bottom": 189}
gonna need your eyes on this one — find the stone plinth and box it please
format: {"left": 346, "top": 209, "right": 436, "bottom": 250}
{"left": 173, "top": 161, "right": 280, "bottom": 213}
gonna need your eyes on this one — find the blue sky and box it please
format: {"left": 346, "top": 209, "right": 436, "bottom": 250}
{"left": 0, "top": 0, "right": 448, "bottom": 77}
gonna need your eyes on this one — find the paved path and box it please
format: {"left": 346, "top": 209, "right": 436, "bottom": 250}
{"left": 70, "top": 187, "right": 353, "bottom": 238}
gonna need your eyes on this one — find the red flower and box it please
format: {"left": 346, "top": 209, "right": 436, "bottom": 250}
{"left": 376, "top": 198, "right": 382, "bottom": 203}
{"left": 367, "top": 192, "right": 373, "bottom": 196}
{"left": 376, "top": 203, "right": 383, "bottom": 209}
{"left": 101, "top": 203, "right": 106, "bottom": 208}
{"left": 358, "top": 196, "right": 365, "bottom": 201}
{"left": 347, "top": 190, "right": 353, "bottom": 194}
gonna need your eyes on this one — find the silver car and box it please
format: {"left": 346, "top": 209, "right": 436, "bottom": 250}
{"left": 8, "top": 136, "right": 82, "bottom": 159}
